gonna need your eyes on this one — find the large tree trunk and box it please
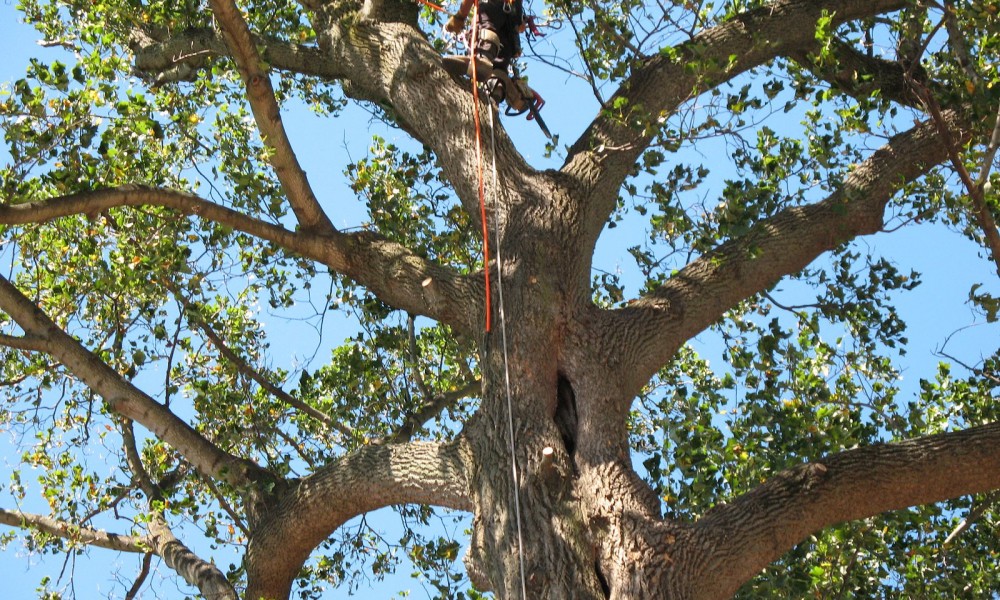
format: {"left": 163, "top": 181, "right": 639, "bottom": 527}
{"left": 454, "top": 168, "right": 685, "bottom": 597}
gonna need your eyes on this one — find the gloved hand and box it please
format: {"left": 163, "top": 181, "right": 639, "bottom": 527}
{"left": 445, "top": 14, "right": 467, "bottom": 33}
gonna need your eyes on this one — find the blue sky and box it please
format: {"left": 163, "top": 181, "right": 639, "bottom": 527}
{"left": 2, "top": 2, "right": 1000, "bottom": 599}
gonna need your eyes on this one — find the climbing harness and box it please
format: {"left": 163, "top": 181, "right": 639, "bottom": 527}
{"left": 437, "top": 0, "right": 551, "bottom": 138}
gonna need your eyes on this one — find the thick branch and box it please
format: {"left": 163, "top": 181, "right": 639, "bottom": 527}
{"left": 131, "top": 28, "right": 344, "bottom": 83}
{"left": 691, "top": 420, "right": 1000, "bottom": 599}
{"left": 0, "top": 273, "right": 264, "bottom": 487}
{"left": 147, "top": 515, "right": 238, "bottom": 600}
{"left": 245, "top": 440, "right": 470, "bottom": 600}
{"left": 122, "top": 420, "right": 238, "bottom": 600}
{"left": 315, "top": 13, "right": 541, "bottom": 232}
{"left": 0, "top": 186, "right": 480, "bottom": 332}
{"left": 607, "top": 111, "right": 963, "bottom": 397}
{"left": 562, "top": 0, "right": 907, "bottom": 243}
{"left": 207, "top": 0, "right": 334, "bottom": 233}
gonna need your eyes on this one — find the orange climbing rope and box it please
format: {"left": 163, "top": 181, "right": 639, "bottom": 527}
{"left": 468, "top": 8, "right": 493, "bottom": 332}
{"left": 422, "top": 3, "right": 530, "bottom": 596}
{"left": 414, "top": 0, "right": 446, "bottom": 12}
{"left": 416, "top": 0, "right": 494, "bottom": 331}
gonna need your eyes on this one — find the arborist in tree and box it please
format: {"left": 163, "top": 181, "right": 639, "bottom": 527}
{"left": 443, "top": 0, "right": 544, "bottom": 119}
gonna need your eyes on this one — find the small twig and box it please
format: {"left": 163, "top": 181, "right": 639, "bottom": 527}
{"left": 974, "top": 103, "right": 1000, "bottom": 189}
{"left": 941, "top": 491, "right": 999, "bottom": 551}
{"left": 163, "top": 302, "right": 184, "bottom": 408}
{"left": 201, "top": 477, "right": 251, "bottom": 538}
{"left": 273, "top": 426, "right": 317, "bottom": 469}
{"left": 942, "top": 0, "right": 980, "bottom": 84}
{"left": 406, "top": 314, "right": 432, "bottom": 400}
{"left": 584, "top": 0, "right": 646, "bottom": 58}
{"left": 168, "top": 283, "right": 352, "bottom": 438}
{"left": 564, "top": 14, "right": 607, "bottom": 106}
{"left": 198, "top": 316, "right": 348, "bottom": 432}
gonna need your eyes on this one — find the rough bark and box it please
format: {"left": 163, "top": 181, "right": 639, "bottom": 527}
{"left": 692, "top": 421, "right": 1000, "bottom": 599}
{"left": 245, "top": 441, "right": 471, "bottom": 599}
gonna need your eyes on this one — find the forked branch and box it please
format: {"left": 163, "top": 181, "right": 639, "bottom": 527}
{"left": 610, "top": 111, "right": 963, "bottom": 397}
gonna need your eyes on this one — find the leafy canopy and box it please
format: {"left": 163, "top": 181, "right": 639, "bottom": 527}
{"left": 0, "top": 0, "right": 999, "bottom": 598}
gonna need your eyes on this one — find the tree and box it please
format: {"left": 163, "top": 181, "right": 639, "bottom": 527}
{"left": 1, "top": 0, "right": 1000, "bottom": 597}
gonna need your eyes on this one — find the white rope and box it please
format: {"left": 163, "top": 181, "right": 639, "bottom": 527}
{"left": 487, "top": 101, "right": 529, "bottom": 600}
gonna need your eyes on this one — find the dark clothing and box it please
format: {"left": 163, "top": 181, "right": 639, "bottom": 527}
{"left": 475, "top": 0, "right": 525, "bottom": 71}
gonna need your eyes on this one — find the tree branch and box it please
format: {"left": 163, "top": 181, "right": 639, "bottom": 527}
{"left": 207, "top": 0, "right": 334, "bottom": 233}
{"left": 0, "top": 186, "right": 481, "bottom": 332}
{"left": 245, "top": 439, "right": 471, "bottom": 600}
{"left": 561, "top": 0, "right": 908, "bottom": 244}
{"left": 130, "top": 27, "right": 345, "bottom": 84}
{"left": 691, "top": 420, "right": 1000, "bottom": 599}
{"left": 941, "top": 490, "right": 999, "bottom": 550}
{"left": 171, "top": 286, "right": 352, "bottom": 437}
{"left": 607, "top": 111, "right": 964, "bottom": 397}
{"left": 911, "top": 81, "right": 1000, "bottom": 277}
{"left": 147, "top": 514, "right": 238, "bottom": 600}
{"left": 375, "top": 314, "right": 481, "bottom": 443}
{"left": 0, "top": 273, "right": 265, "bottom": 487}
{"left": 0, "top": 332, "right": 50, "bottom": 352}
{"left": 786, "top": 36, "right": 927, "bottom": 108}
{"left": 381, "top": 381, "right": 481, "bottom": 444}
{"left": 121, "top": 419, "right": 239, "bottom": 600}
{"left": 124, "top": 552, "right": 153, "bottom": 600}
{"left": 0, "top": 507, "right": 150, "bottom": 553}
